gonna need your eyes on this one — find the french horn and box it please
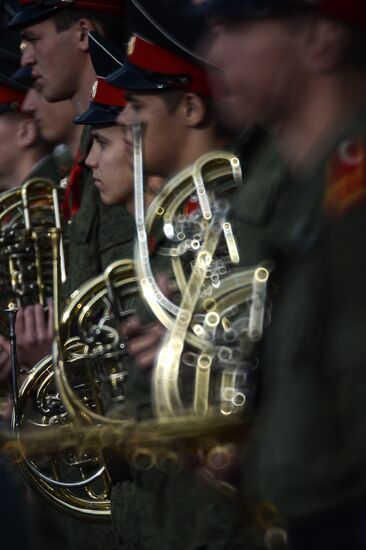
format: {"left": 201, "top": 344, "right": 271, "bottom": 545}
{"left": 0, "top": 177, "right": 66, "bottom": 314}
{"left": 131, "top": 123, "right": 270, "bottom": 424}
{"left": 10, "top": 126, "right": 271, "bottom": 518}
{"left": 12, "top": 249, "right": 138, "bottom": 521}
{"left": 0, "top": 177, "right": 67, "bottom": 420}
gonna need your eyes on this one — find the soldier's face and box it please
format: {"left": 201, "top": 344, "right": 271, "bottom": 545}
{"left": 117, "top": 93, "right": 187, "bottom": 179}
{"left": 22, "top": 88, "right": 78, "bottom": 144}
{"left": 207, "top": 18, "right": 304, "bottom": 128}
{"left": 0, "top": 113, "right": 35, "bottom": 188}
{"left": 20, "top": 19, "right": 83, "bottom": 103}
{"left": 86, "top": 125, "right": 134, "bottom": 208}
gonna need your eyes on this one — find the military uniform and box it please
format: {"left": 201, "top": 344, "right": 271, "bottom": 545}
{"left": 245, "top": 112, "right": 366, "bottom": 522}
{"left": 109, "top": 133, "right": 285, "bottom": 550}
{"left": 7, "top": 2, "right": 132, "bottom": 549}
{"left": 62, "top": 125, "right": 135, "bottom": 300}
{"left": 197, "top": 0, "right": 366, "bottom": 547}
{"left": 102, "top": 2, "right": 287, "bottom": 548}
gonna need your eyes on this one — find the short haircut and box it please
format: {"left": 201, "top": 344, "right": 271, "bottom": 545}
{"left": 158, "top": 88, "right": 236, "bottom": 142}
{"left": 52, "top": 8, "right": 129, "bottom": 47}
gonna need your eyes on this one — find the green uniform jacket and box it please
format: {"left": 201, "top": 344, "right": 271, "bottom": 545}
{"left": 111, "top": 141, "right": 285, "bottom": 550}
{"left": 61, "top": 128, "right": 135, "bottom": 549}
{"left": 245, "top": 112, "right": 366, "bottom": 521}
{"left": 16, "top": 149, "right": 119, "bottom": 550}
{"left": 26, "top": 136, "right": 134, "bottom": 549}
{"left": 63, "top": 126, "right": 135, "bottom": 299}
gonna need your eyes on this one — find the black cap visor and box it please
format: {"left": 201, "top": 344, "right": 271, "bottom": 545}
{"left": 8, "top": 5, "right": 60, "bottom": 29}
{"left": 107, "top": 61, "right": 185, "bottom": 92}
{"left": 12, "top": 66, "right": 33, "bottom": 87}
{"left": 0, "top": 73, "right": 27, "bottom": 93}
{"left": 73, "top": 102, "right": 122, "bottom": 126}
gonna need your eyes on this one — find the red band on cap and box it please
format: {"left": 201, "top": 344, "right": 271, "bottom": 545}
{"left": 129, "top": 35, "right": 212, "bottom": 97}
{"left": 19, "top": 0, "right": 126, "bottom": 17}
{"left": 0, "top": 85, "right": 25, "bottom": 110}
{"left": 320, "top": 0, "right": 366, "bottom": 23}
{"left": 92, "top": 77, "right": 126, "bottom": 108}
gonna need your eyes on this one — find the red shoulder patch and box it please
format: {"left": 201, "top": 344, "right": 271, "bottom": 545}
{"left": 324, "top": 138, "right": 366, "bottom": 217}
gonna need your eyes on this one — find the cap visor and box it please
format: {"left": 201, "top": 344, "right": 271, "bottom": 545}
{"left": 8, "top": 6, "right": 59, "bottom": 29}
{"left": 12, "top": 66, "right": 33, "bottom": 87}
{"left": 73, "top": 103, "right": 122, "bottom": 126}
{"left": 0, "top": 73, "right": 27, "bottom": 92}
{"left": 107, "top": 62, "right": 172, "bottom": 91}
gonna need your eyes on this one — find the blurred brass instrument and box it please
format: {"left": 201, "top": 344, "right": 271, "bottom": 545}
{"left": 1, "top": 413, "right": 250, "bottom": 466}
{"left": 132, "top": 123, "right": 270, "bottom": 425}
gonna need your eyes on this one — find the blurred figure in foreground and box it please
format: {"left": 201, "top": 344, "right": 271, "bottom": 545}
{"left": 204, "top": 0, "right": 366, "bottom": 548}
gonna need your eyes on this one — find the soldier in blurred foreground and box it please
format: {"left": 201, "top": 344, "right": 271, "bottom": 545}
{"left": 203, "top": 0, "right": 366, "bottom": 548}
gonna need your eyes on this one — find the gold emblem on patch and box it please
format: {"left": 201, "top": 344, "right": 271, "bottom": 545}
{"left": 91, "top": 80, "right": 98, "bottom": 100}
{"left": 127, "top": 35, "right": 136, "bottom": 56}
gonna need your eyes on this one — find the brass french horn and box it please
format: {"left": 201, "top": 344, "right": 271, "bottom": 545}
{"left": 0, "top": 177, "right": 67, "bottom": 407}
{"left": 131, "top": 123, "right": 269, "bottom": 423}
{"left": 10, "top": 127, "right": 270, "bottom": 518}
{"left": 0, "top": 177, "right": 66, "bottom": 313}
{"left": 13, "top": 251, "right": 138, "bottom": 521}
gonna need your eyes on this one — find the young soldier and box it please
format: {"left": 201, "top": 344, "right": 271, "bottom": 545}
{"left": 9, "top": 0, "right": 133, "bottom": 297}
{"left": 0, "top": 53, "right": 75, "bottom": 550}
{"left": 7, "top": 2, "right": 134, "bottom": 549}
{"left": 0, "top": 78, "right": 50, "bottom": 190}
{"left": 76, "top": 52, "right": 160, "bottom": 210}
{"left": 101, "top": 2, "right": 270, "bottom": 549}
{"left": 0, "top": 59, "right": 66, "bottom": 378}
{"left": 204, "top": 0, "right": 366, "bottom": 548}
{"left": 74, "top": 62, "right": 134, "bottom": 209}
{"left": 22, "top": 84, "right": 82, "bottom": 160}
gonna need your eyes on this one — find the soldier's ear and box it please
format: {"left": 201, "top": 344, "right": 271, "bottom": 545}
{"left": 17, "top": 116, "right": 39, "bottom": 149}
{"left": 75, "top": 18, "right": 100, "bottom": 52}
{"left": 300, "top": 18, "right": 348, "bottom": 73}
{"left": 182, "top": 93, "right": 206, "bottom": 128}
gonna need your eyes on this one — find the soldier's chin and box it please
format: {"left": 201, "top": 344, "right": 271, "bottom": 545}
{"left": 42, "top": 84, "right": 74, "bottom": 104}
{"left": 99, "top": 191, "right": 120, "bottom": 207}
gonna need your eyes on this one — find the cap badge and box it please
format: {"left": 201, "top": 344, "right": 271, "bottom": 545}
{"left": 91, "top": 80, "right": 98, "bottom": 100}
{"left": 127, "top": 36, "right": 136, "bottom": 57}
